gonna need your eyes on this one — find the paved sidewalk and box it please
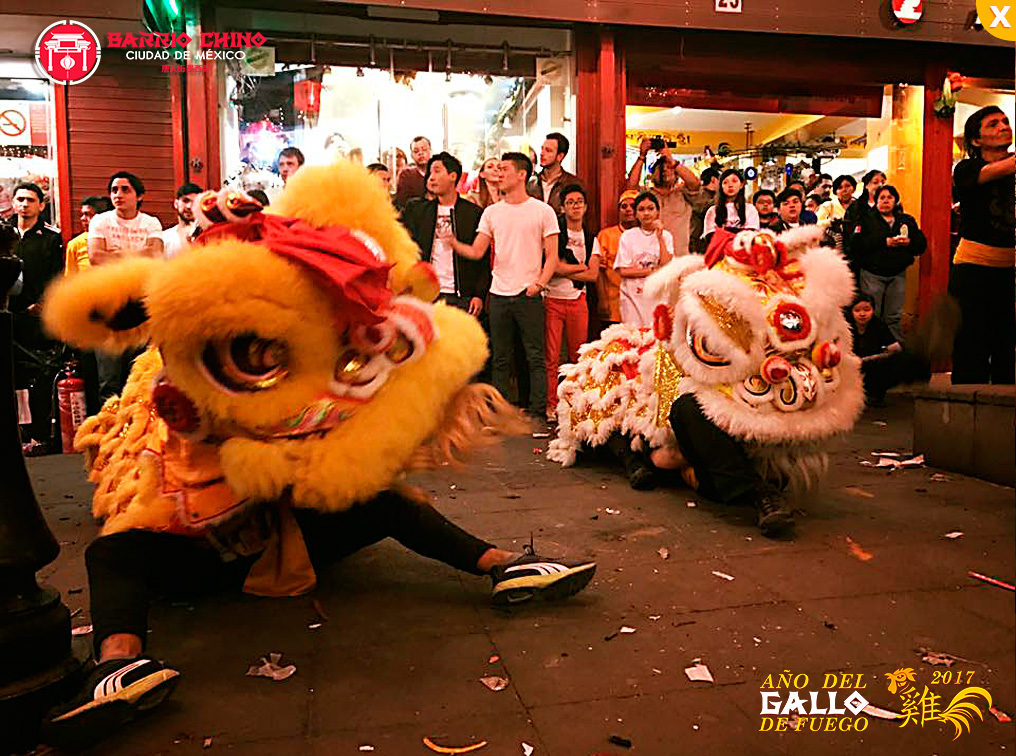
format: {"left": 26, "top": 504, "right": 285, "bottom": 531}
{"left": 28, "top": 397, "right": 1015, "bottom": 755}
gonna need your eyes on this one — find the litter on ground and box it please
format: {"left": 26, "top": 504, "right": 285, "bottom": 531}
{"left": 684, "top": 663, "right": 714, "bottom": 683}
{"left": 845, "top": 536, "right": 874, "bottom": 561}
{"left": 861, "top": 703, "right": 901, "bottom": 720}
{"left": 245, "top": 653, "right": 296, "bottom": 681}
{"left": 968, "top": 571, "right": 1015, "bottom": 591}
{"left": 843, "top": 486, "right": 875, "bottom": 498}
{"left": 990, "top": 706, "right": 1013, "bottom": 723}
{"left": 423, "top": 737, "right": 487, "bottom": 754}
{"left": 479, "top": 675, "right": 509, "bottom": 691}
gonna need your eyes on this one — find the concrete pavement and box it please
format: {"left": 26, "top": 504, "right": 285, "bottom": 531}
{"left": 26, "top": 396, "right": 1016, "bottom": 755}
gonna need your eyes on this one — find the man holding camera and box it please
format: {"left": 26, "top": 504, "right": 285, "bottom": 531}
{"left": 627, "top": 137, "right": 701, "bottom": 257}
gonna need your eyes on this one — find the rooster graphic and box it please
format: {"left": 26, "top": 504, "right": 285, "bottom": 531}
{"left": 885, "top": 667, "right": 993, "bottom": 739}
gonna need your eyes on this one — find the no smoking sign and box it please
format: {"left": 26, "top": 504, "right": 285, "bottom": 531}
{"left": 0, "top": 101, "right": 42, "bottom": 147}
{"left": 0, "top": 109, "right": 27, "bottom": 138}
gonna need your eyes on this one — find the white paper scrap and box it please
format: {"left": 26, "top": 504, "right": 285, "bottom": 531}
{"left": 246, "top": 653, "right": 296, "bottom": 681}
{"left": 684, "top": 663, "right": 714, "bottom": 683}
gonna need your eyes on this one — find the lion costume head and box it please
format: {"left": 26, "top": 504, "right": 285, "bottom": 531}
{"left": 548, "top": 227, "right": 864, "bottom": 489}
{"left": 44, "top": 163, "right": 521, "bottom": 541}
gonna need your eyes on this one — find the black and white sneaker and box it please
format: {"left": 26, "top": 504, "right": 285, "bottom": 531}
{"left": 43, "top": 656, "right": 179, "bottom": 749}
{"left": 490, "top": 543, "right": 596, "bottom": 607}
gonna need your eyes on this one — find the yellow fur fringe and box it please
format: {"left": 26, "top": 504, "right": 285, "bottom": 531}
{"left": 405, "top": 383, "right": 531, "bottom": 472}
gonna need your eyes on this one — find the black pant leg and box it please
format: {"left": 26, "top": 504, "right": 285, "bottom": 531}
{"left": 987, "top": 267, "right": 1016, "bottom": 384}
{"left": 949, "top": 264, "right": 992, "bottom": 384}
{"left": 668, "top": 394, "right": 762, "bottom": 506}
{"left": 294, "top": 490, "right": 495, "bottom": 577}
{"left": 514, "top": 295, "right": 547, "bottom": 415}
{"left": 86, "top": 531, "right": 253, "bottom": 655}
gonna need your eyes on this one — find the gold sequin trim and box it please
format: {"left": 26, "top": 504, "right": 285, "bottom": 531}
{"left": 696, "top": 293, "right": 754, "bottom": 354}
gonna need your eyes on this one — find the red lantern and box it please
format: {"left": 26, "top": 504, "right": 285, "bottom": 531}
{"left": 293, "top": 80, "right": 322, "bottom": 115}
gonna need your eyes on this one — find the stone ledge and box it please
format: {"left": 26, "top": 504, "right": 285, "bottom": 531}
{"left": 914, "top": 384, "right": 1015, "bottom": 487}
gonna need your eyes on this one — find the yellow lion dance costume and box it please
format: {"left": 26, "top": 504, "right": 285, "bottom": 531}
{"left": 43, "top": 163, "right": 522, "bottom": 596}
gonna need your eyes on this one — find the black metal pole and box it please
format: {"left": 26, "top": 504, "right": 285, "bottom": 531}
{"left": 0, "top": 240, "right": 88, "bottom": 752}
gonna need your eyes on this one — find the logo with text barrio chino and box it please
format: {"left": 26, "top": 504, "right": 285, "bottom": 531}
{"left": 34, "top": 20, "right": 101, "bottom": 85}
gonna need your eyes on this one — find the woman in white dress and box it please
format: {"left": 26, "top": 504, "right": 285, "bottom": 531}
{"left": 614, "top": 191, "right": 674, "bottom": 328}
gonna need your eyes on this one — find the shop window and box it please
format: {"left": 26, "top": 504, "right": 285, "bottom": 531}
{"left": 0, "top": 77, "right": 57, "bottom": 227}
{"left": 222, "top": 63, "right": 574, "bottom": 198}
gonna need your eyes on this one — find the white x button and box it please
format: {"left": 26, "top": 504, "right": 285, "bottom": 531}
{"left": 990, "top": 5, "right": 1012, "bottom": 27}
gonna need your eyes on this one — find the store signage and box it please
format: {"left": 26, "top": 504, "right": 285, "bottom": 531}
{"left": 715, "top": 0, "right": 742, "bottom": 12}
{"left": 34, "top": 20, "right": 101, "bottom": 85}
{"left": 890, "top": 0, "right": 923, "bottom": 24}
{"left": 241, "top": 46, "right": 276, "bottom": 76}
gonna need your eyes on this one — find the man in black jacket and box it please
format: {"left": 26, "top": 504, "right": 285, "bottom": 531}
{"left": 7, "top": 182, "right": 65, "bottom": 447}
{"left": 401, "top": 152, "right": 491, "bottom": 315}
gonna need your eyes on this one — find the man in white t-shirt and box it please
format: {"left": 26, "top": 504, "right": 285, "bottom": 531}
{"left": 161, "top": 183, "right": 201, "bottom": 259}
{"left": 88, "top": 172, "right": 164, "bottom": 265}
{"left": 88, "top": 171, "right": 164, "bottom": 399}
{"left": 448, "top": 152, "right": 559, "bottom": 419}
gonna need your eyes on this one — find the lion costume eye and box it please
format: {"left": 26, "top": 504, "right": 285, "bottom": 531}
{"left": 201, "top": 334, "right": 289, "bottom": 391}
{"left": 687, "top": 327, "right": 731, "bottom": 367}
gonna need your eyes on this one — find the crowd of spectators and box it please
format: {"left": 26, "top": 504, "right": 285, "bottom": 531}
{"left": 5, "top": 104, "right": 1012, "bottom": 451}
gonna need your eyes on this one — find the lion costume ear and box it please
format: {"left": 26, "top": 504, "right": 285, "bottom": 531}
{"left": 43, "top": 257, "right": 161, "bottom": 353}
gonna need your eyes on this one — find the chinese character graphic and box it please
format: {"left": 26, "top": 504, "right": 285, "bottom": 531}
{"left": 885, "top": 668, "right": 994, "bottom": 740}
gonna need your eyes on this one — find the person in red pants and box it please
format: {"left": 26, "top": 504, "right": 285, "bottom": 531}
{"left": 545, "top": 184, "right": 599, "bottom": 421}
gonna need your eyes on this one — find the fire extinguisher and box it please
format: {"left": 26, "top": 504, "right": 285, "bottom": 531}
{"left": 57, "top": 360, "right": 88, "bottom": 454}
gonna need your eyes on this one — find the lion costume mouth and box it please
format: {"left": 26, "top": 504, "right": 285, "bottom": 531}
{"left": 152, "top": 372, "right": 358, "bottom": 442}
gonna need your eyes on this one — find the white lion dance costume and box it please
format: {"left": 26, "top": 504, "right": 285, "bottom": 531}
{"left": 549, "top": 226, "right": 864, "bottom": 503}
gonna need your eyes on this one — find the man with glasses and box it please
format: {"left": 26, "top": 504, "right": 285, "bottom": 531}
{"left": 544, "top": 184, "right": 599, "bottom": 420}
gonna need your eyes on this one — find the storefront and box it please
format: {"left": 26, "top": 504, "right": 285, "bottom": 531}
{"left": 210, "top": 3, "right": 576, "bottom": 195}
{"left": 0, "top": 61, "right": 60, "bottom": 227}
{"left": 165, "top": 0, "right": 1012, "bottom": 316}
{"left": 1, "top": 3, "right": 180, "bottom": 237}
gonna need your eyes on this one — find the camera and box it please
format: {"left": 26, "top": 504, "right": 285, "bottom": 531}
{"left": 649, "top": 137, "right": 666, "bottom": 151}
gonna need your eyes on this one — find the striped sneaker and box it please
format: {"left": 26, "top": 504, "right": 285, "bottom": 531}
{"left": 490, "top": 544, "right": 596, "bottom": 607}
{"left": 43, "top": 656, "right": 179, "bottom": 749}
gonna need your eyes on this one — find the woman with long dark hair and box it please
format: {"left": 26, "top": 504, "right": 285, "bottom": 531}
{"left": 701, "top": 168, "right": 760, "bottom": 246}
{"left": 842, "top": 169, "right": 886, "bottom": 269}
{"left": 949, "top": 105, "right": 1015, "bottom": 385}
{"left": 851, "top": 185, "right": 926, "bottom": 341}
{"left": 614, "top": 191, "right": 674, "bottom": 327}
